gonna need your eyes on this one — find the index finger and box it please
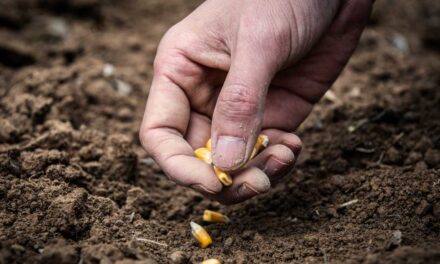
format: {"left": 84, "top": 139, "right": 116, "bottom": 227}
{"left": 139, "top": 56, "right": 222, "bottom": 194}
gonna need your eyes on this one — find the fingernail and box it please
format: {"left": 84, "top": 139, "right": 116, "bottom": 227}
{"left": 237, "top": 183, "right": 260, "bottom": 197}
{"left": 263, "top": 156, "right": 290, "bottom": 176}
{"left": 214, "top": 136, "right": 246, "bottom": 169}
{"left": 191, "top": 184, "right": 219, "bottom": 195}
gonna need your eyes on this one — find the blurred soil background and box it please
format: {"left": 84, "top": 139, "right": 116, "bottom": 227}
{"left": 0, "top": 0, "right": 439, "bottom": 263}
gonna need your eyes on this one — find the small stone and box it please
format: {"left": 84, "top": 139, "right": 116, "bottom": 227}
{"left": 115, "top": 80, "right": 132, "bottom": 95}
{"left": 390, "top": 32, "right": 409, "bottom": 54}
{"left": 10, "top": 244, "right": 25, "bottom": 252}
{"left": 224, "top": 237, "right": 234, "bottom": 247}
{"left": 140, "top": 158, "right": 156, "bottom": 167}
{"left": 103, "top": 63, "right": 115, "bottom": 77}
{"left": 169, "top": 251, "right": 189, "bottom": 264}
{"left": 384, "top": 230, "right": 402, "bottom": 251}
{"left": 47, "top": 18, "right": 68, "bottom": 40}
{"left": 313, "top": 119, "right": 323, "bottom": 130}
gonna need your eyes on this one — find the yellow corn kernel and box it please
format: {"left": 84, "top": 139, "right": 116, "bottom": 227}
{"left": 195, "top": 147, "right": 212, "bottom": 164}
{"left": 203, "top": 210, "right": 230, "bottom": 223}
{"left": 214, "top": 167, "right": 233, "bottom": 186}
{"left": 250, "top": 134, "right": 270, "bottom": 160}
{"left": 206, "top": 138, "right": 212, "bottom": 151}
{"left": 201, "top": 259, "right": 221, "bottom": 264}
{"left": 190, "top": 221, "right": 212, "bottom": 248}
{"left": 259, "top": 134, "right": 270, "bottom": 148}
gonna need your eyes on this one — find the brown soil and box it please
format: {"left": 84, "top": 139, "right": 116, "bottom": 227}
{"left": 0, "top": 0, "right": 439, "bottom": 263}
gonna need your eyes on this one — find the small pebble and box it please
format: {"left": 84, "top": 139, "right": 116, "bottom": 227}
{"left": 224, "top": 237, "right": 234, "bottom": 247}
{"left": 47, "top": 18, "right": 68, "bottom": 40}
{"left": 140, "top": 158, "right": 156, "bottom": 167}
{"left": 384, "top": 230, "right": 402, "bottom": 251}
{"left": 11, "top": 244, "right": 25, "bottom": 252}
{"left": 103, "top": 63, "right": 115, "bottom": 77}
{"left": 115, "top": 80, "right": 132, "bottom": 95}
{"left": 169, "top": 250, "right": 190, "bottom": 264}
{"left": 390, "top": 32, "right": 409, "bottom": 54}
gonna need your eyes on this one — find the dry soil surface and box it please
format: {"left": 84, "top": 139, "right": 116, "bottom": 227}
{"left": 0, "top": 0, "right": 439, "bottom": 263}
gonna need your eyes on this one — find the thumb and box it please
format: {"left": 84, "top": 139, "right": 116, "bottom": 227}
{"left": 211, "top": 47, "right": 276, "bottom": 170}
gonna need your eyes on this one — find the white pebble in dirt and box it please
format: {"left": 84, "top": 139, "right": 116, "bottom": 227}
{"left": 115, "top": 80, "right": 132, "bottom": 95}
{"left": 102, "top": 63, "right": 115, "bottom": 77}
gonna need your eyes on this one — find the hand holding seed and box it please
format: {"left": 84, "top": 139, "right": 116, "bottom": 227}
{"left": 139, "top": 0, "right": 372, "bottom": 204}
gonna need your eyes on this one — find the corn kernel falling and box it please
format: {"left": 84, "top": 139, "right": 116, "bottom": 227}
{"left": 213, "top": 167, "right": 232, "bottom": 186}
{"left": 201, "top": 259, "right": 221, "bottom": 264}
{"left": 194, "top": 147, "right": 213, "bottom": 164}
{"left": 250, "top": 134, "right": 270, "bottom": 160}
{"left": 190, "top": 221, "right": 212, "bottom": 248}
{"left": 203, "top": 210, "right": 230, "bottom": 223}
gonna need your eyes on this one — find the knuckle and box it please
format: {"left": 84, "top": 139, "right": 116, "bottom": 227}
{"left": 138, "top": 128, "right": 167, "bottom": 158}
{"left": 138, "top": 128, "right": 155, "bottom": 155}
{"left": 217, "top": 84, "right": 260, "bottom": 120}
{"left": 153, "top": 49, "right": 202, "bottom": 91}
{"left": 153, "top": 54, "right": 183, "bottom": 78}
{"left": 138, "top": 127, "right": 149, "bottom": 149}
{"left": 152, "top": 56, "right": 167, "bottom": 76}
{"left": 239, "top": 12, "right": 289, "bottom": 53}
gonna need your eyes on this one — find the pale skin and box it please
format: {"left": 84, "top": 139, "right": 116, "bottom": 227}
{"left": 140, "top": 0, "right": 373, "bottom": 204}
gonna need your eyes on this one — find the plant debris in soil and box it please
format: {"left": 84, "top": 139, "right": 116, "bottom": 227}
{"left": 0, "top": 0, "right": 439, "bottom": 263}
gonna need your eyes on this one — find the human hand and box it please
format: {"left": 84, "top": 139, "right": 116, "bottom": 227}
{"left": 140, "top": 0, "right": 372, "bottom": 204}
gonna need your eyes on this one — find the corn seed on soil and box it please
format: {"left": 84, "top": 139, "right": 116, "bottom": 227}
{"left": 0, "top": 0, "right": 439, "bottom": 263}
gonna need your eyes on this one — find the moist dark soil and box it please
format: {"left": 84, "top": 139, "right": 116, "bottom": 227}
{"left": 0, "top": 0, "right": 439, "bottom": 263}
